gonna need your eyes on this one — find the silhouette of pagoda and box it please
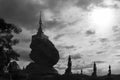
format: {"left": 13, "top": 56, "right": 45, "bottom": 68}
{"left": 108, "top": 65, "right": 111, "bottom": 76}
{"left": 92, "top": 62, "right": 97, "bottom": 77}
{"left": 107, "top": 65, "right": 113, "bottom": 80}
{"left": 65, "top": 55, "right": 72, "bottom": 75}
{"left": 26, "top": 12, "right": 60, "bottom": 80}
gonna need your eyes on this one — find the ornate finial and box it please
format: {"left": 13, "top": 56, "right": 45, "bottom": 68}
{"left": 37, "top": 11, "right": 43, "bottom": 36}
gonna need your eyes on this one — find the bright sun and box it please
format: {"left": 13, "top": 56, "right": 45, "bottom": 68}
{"left": 89, "top": 7, "right": 115, "bottom": 37}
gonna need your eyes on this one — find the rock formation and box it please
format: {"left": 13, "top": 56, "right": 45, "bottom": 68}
{"left": 26, "top": 13, "right": 59, "bottom": 80}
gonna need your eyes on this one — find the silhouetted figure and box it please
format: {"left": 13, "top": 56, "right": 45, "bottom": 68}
{"left": 65, "top": 55, "right": 72, "bottom": 75}
{"left": 26, "top": 12, "right": 59, "bottom": 80}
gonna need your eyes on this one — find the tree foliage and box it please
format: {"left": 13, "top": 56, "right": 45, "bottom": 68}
{"left": 0, "top": 18, "right": 22, "bottom": 73}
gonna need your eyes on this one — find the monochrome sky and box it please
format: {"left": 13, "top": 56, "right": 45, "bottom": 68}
{"left": 1, "top": 0, "right": 120, "bottom": 75}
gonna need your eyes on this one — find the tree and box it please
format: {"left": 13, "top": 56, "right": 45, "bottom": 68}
{"left": 0, "top": 18, "right": 22, "bottom": 74}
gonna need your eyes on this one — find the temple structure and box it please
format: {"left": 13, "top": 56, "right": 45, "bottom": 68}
{"left": 108, "top": 65, "right": 111, "bottom": 76}
{"left": 92, "top": 62, "right": 97, "bottom": 77}
{"left": 26, "top": 12, "right": 60, "bottom": 80}
{"left": 65, "top": 55, "right": 72, "bottom": 75}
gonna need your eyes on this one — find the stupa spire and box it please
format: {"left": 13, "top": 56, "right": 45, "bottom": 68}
{"left": 92, "top": 62, "right": 97, "bottom": 77}
{"left": 37, "top": 11, "right": 43, "bottom": 36}
{"left": 65, "top": 55, "right": 72, "bottom": 75}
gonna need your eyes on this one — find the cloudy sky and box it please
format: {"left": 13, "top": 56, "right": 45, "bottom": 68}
{"left": 1, "top": 0, "right": 120, "bottom": 75}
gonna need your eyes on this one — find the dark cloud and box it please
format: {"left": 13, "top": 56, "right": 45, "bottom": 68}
{"left": 0, "top": 0, "right": 43, "bottom": 28}
{"left": 99, "top": 38, "right": 108, "bottom": 43}
{"left": 89, "top": 40, "right": 96, "bottom": 45}
{"left": 98, "top": 0, "right": 120, "bottom": 9}
{"left": 99, "top": 3, "right": 120, "bottom": 9}
{"left": 118, "top": 61, "right": 120, "bottom": 63}
{"left": 71, "top": 54, "right": 82, "bottom": 60}
{"left": 0, "top": 0, "right": 105, "bottom": 29}
{"left": 115, "top": 55, "right": 120, "bottom": 57}
{"left": 114, "top": 45, "right": 120, "bottom": 49}
{"left": 96, "top": 51, "right": 106, "bottom": 54}
{"left": 112, "top": 26, "right": 120, "bottom": 42}
{"left": 0, "top": 0, "right": 105, "bottom": 30}
{"left": 82, "top": 63, "right": 93, "bottom": 69}
{"left": 112, "top": 26, "right": 120, "bottom": 33}
{"left": 95, "top": 61, "right": 105, "bottom": 64}
{"left": 0, "top": 0, "right": 74, "bottom": 29}
{"left": 64, "top": 45, "right": 75, "bottom": 49}
{"left": 85, "top": 29, "right": 95, "bottom": 36}
{"left": 77, "top": 0, "right": 103, "bottom": 9}
{"left": 113, "top": 4, "right": 120, "bottom": 9}
{"left": 45, "top": 0, "right": 63, "bottom": 11}
{"left": 57, "top": 45, "right": 75, "bottom": 50}
{"left": 45, "top": 20, "right": 62, "bottom": 29}
{"left": 0, "top": 0, "right": 75, "bottom": 30}
{"left": 54, "top": 34, "right": 64, "bottom": 40}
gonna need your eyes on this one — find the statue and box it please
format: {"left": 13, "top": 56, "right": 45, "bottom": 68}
{"left": 26, "top": 12, "right": 60, "bottom": 80}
